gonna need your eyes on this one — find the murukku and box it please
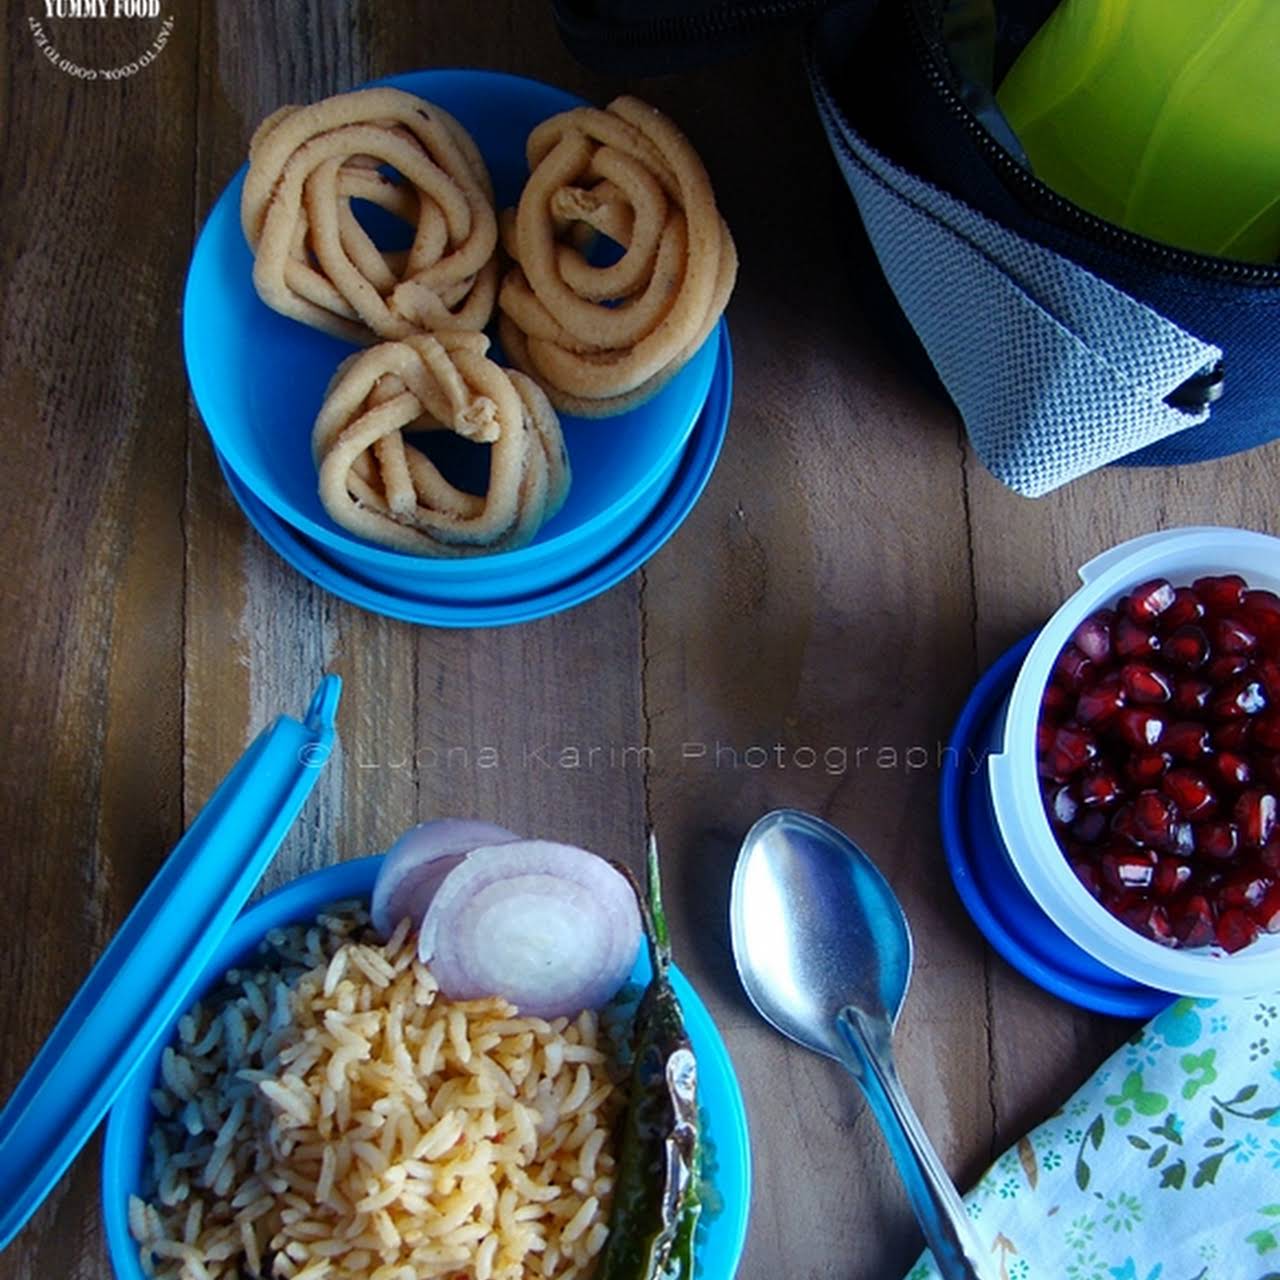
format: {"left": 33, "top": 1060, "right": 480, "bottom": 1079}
{"left": 312, "top": 331, "right": 570, "bottom": 556}
{"left": 498, "top": 95, "right": 737, "bottom": 417}
{"left": 242, "top": 88, "right": 499, "bottom": 344}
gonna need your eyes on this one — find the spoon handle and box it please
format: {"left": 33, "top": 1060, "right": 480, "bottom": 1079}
{"left": 834, "top": 1005, "right": 995, "bottom": 1280}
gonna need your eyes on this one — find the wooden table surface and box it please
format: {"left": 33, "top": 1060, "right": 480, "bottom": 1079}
{"left": 2, "top": 4, "right": 1278, "bottom": 1278}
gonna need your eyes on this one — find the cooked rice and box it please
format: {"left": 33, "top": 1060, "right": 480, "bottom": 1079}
{"left": 130, "top": 902, "right": 623, "bottom": 1280}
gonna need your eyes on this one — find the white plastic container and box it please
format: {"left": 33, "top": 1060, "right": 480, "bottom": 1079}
{"left": 990, "top": 526, "right": 1280, "bottom": 998}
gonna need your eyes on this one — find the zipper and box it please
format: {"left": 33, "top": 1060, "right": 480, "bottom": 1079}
{"left": 904, "top": 0, "right": 1280, "bottom": 286}
{"left": 560, "top": 0, "right": 828, "bottom": 50}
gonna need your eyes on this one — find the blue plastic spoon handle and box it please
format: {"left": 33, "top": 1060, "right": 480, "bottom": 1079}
{"left": 835, "top": 1005, "right": 996, "bottom": 1280}
{"left": 0, "top": 676, "right": 341, "bottom": 1251}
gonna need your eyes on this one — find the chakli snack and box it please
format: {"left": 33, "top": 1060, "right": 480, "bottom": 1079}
{"left": 312, "top": 331, "right": 570, "bottom": 556}
{"left": 498, "top": 95, "right": 737, "bottom": 417}
{"left": 241, "top": 88, "right": 499, "bottom": 344}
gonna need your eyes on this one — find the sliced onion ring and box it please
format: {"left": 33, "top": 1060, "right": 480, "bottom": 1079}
{"left": 370, "top": 819, "right": 519, "bottom": 937}
{"left": 419, "top": 840, "right": 642, "bottom": 1018}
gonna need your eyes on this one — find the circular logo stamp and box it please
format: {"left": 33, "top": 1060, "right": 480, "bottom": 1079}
{"left": 28, "top": 1, "right": 174, "bottom": 82}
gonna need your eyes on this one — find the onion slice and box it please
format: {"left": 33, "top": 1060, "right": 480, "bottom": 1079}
{"left": 370, "top": 818, "right": 519, "bottom": 937}
{"left": 419, "top": 840, "right": 642, "bottom": 1018}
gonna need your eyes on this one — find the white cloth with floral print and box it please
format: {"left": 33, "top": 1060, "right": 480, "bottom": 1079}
{"left": 907, "top": 994, "right": 1280, "bottom": 1280}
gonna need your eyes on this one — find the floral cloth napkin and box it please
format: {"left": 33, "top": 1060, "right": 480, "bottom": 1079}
{"left": 907, "top": 994, "right": 1280, "bottom": 1280}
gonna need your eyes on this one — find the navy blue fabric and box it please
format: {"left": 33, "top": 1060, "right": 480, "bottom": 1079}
{"left": 813, "top": 0, "right": 1280, "bottom": 466}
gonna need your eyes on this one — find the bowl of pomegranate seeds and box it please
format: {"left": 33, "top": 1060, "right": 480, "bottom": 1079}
{"left": 990, "top": 526, "right": 1280, "bottom": 997}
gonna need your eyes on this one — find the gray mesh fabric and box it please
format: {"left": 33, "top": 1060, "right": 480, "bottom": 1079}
{"left": 810, "top": 74, "right": 1222, "bottom": 497}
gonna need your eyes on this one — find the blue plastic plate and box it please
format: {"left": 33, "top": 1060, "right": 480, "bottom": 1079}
{"left": 103, "top": 856, "right": 751, "bottom": 1280}
{"left": 184, "top": 68, "right": 720, "bottom": 593}
{"left": 940, "top": 634, "right": 1172, "bottom": 1018}
{"left": 215, "top": 326, "right": 732, "bottom": 627}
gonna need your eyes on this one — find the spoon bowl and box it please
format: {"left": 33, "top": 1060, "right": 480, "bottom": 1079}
{"left": 730, "top": 808, "right": 995, "bottom": 1280}
{"left": 730, "top": 808, "right": 912, "bottom": 1058}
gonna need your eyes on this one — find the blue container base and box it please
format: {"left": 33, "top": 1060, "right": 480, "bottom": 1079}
{"left": 941, "top": 634, "right": 1174, "bottom": 1019}
{"left": 218, "top": 328, "right": 732, "bottom": 628}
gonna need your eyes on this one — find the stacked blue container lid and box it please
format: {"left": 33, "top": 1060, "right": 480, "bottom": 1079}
{"left": 184, "top": 69, "right": 734, "bottom": 627}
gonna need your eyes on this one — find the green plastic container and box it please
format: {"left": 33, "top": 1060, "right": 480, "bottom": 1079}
{"left": 997, "top": 0, "right": 1280, "bottom": 263}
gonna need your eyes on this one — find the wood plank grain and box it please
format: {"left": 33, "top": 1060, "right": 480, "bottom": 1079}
{"left": 966, "top": 440, "right": 1280, "bottom": 1155}
{"left": 637, "top": 39, "right": 990, "bottom": 1279}
{"left": 8, "top": 4, "right": 1278, "bottom": 1280}
{"left": 184, "top": 0, "right": 423, "bottom": 900}
{"left": 410, "top": 589, "right": 646, "bottom": 864}
{"left": 0, "top": 6, "right": 197, "bottom": 1277}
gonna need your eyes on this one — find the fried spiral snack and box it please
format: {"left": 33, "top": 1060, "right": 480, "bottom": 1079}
{"left": 498, "top": 95, "right": 737, "bottom": 417}
{"left": 313, "top": 332, "right": 570, "bottom": 556}
{"left": 242, "top": 88, "right": 499, "bottom": 344}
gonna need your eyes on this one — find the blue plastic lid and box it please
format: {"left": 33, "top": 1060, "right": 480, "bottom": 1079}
{"left": 940, "top": 636, "right": 1172, "bottom": 1019}
{"left": 0, "top": 675, "right": 341, "bottom": 1250}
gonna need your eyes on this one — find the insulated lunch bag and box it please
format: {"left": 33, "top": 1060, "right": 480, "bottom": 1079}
{"left": 552, "top": 0, "right": 1280, "bottom": 496}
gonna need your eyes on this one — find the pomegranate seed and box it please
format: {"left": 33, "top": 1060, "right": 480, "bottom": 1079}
{"left": 1054, "top": 644, "right": 1096, "bottom": 690}
{"left": 1235, "top": 790, "right": 1278, "bottom": 847}
{"left": 1041, "top": 681, "right": 1074, "bottom": 721}
{"left": 1242, "top": 590, "right": 1280, "bottom": 648}
{"left": 1172, "top": 677, "right": 1213, "bottom": 715}
{"left": 1240, "top": 679, "right": 1269, "bottom": 717}
{"left": 1118, "top": 901, "right": 1176, "bottom": 946}
{"left": 1101, "top": 848, "right": 1157, "bottom": 892}
{"left": 1162, "top": 625, "right": 1210, "bottom": 670}
{"left": 1169, "top": 820, "right": 1196, "bottom": 858}
{"left": 1049, "top": 785, "right": 1079, "bottom": 827}
{"left": 1036, "top": 722, "right": 1055, "bottom": 754}
{"left": 1072, "top": 810, "right": 1109, "bottom": 843}
{"left": 1121, "top": 662, "right": 1173, "bottom": 704}
{"left": 1258, "top": 659, "right": 1280, "bottom": 703}
{"left": 1196, "top": 821, "right": 1240, "bottom": 860}
{"left": 1124, "top": 750, "right": 1170, "bottom": 789}
{"left": 1162, "top": 768, "right": 1218, "bottom": 820}
{"left": 1212, "top": 751, "right": 1255, "bottom": 790}
{"left": 1215, "top": 907, "right": 1258, "bottom": 953}
{"left": 1102, "top": 888, "right": 1141, "bottom": 917}
{"left": 1115, "top": 616, "right": 1161, "bottom": 660}
{"left": 1161, "top": 587, "right": 1206, "bottom": 630}
{"left": 1152, "top": 857, "right": 1194, "bottom": 898}
{"left": 1114, "top": 708, "right": 1167, "bottom": 749}
{"left": 1127, "top": 579, "right": 1177, "bottom": 623}
{"left": 1170, "top": 894, "right": 1216, "bottom": 947}
{"left": 1253, "top": 883, "right": 1280, "bottom": 932}
{"left": 1221, "top": 867, "right": 1271, "bottom": 911}
{"left": 1072, "top": 611, "right": 1114, "bottom": 664}
{"left": 1196, "top": 867, "right": 1227, "bottom": 894}
{"left": 1213, "top": 720, "right": 1253, "bottom": 753}
{"left": 1078, "top": 765, "right": 1123, "bottom": 809}
{"left": 1211, "top": 676, "right": 1268, "bottom": 720}
{"left": 1164, "top": 721, "right": 1212, "bottom": 762}
{"left": 1076, "top": 675, "right": 1126, "bottom": 727}
{"left": 1254, "top": 711, "right": 1280, "bottom": 751}
{"left": 1111, "top": 805, "right": 1143, "bottom": 846}
{"left": 1133, "top": 790, "right": 1177, "bottom": 846}
{"left": 1210, "top": 616, "right": 1258, "bottom": 656}
{"left": 1044, "top": 725, "right": 1100, "bottom": 779}
{"left": 1070, "top": 858, "right": 1103, "bottom": 898}
{"left": 1258, "top": 755, "right": 1280, "bottom": 791}
{"left": 1207, "top": 654, "right": 1250, "bottom": 684}
{"left": 1192, "top": 574, "right": 1246, "bottom": 614}
{"left": 1261, "top": 839, "right": 1280, "bottom": 875}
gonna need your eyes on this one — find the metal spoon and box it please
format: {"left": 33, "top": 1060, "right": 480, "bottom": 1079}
{"left": 730, "top": 809, "right": 994, "bottom": 1280}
